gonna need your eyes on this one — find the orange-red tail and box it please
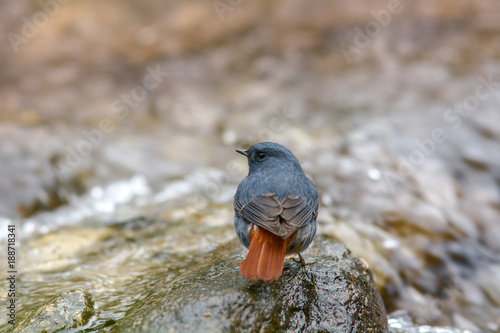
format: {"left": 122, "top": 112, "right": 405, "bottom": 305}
{"left": 240, "top": 227, "right": 294, "bottom": 282}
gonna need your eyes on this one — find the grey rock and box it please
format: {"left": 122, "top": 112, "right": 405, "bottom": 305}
{"left": 113, "top": 237, "right": 388, "bottom": 332}
{"left": 10, "top": 289, "right": 94, "bottom": 333}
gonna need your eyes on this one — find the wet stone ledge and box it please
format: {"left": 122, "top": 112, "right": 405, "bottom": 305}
{"left": 9, "top": 289, "right": 95, "bottom": 333}
{"left": 112, "top": 237, "right": 388, "bottom": 333}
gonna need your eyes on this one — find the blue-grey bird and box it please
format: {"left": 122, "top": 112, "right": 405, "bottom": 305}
{"left": 234, "top": 142, "right": 319, "bottom": 281}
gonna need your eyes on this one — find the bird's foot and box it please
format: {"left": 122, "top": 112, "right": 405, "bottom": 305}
{"left": 298, "top": 253, "right": 306, "bottom": 266}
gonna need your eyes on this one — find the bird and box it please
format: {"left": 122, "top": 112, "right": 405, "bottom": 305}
{"left": 233, "top": 142, "right": 319, "bottom": 282}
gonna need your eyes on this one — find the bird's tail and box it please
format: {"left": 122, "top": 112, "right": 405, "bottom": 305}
{"left": 240, "top": 226, "right": 294, "bottom": 281}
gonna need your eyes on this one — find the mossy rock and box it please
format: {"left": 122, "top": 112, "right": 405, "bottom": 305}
{"left": 113, "top": 237, "right": 388, "bottom": 332}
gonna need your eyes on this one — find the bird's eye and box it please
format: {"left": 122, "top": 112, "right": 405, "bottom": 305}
{"left": 257, "top": 152, "right": 267, "bottom": 160}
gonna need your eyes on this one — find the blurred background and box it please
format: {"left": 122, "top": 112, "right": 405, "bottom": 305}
{"left": 1, "top": 0, "right": 500, "bottom": 331}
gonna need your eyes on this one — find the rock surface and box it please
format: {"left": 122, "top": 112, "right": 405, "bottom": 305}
{"left": 10, "top": 289, "right": 94, "bottom": 333}
{"left": 113, "top": 237, "right": 388, "bottom": 333}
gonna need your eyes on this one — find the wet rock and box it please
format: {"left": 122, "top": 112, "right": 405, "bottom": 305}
{"left": 113, "top": 237, "right": 388, "bottom": 333}
{"left": 10, "top": 289, "right": 94, "bottom": 333}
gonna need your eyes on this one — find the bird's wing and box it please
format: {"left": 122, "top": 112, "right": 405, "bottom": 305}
{"left": 281, "top": 194, "right": 319, "bottom": 229}
{"left": 235, "top": 192, "right": 317, "bottom": 239}
{"left": 234, "top": 191, "right": 281, "bottom": 224}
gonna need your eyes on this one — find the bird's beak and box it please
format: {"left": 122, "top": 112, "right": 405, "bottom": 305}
{"left": 235, "top": 149, "right": 248, "bottom": 157}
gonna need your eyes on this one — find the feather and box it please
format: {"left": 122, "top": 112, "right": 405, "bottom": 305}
{"left": 234, "top": 192, "right": 318, "bottom": 239}
{"left": 240, "top": 226, "right": 295, "bottom": 281}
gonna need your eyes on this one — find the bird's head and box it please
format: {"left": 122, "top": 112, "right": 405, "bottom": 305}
{"left": 236, "top": 142, "right": 301, "bottom": 173}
